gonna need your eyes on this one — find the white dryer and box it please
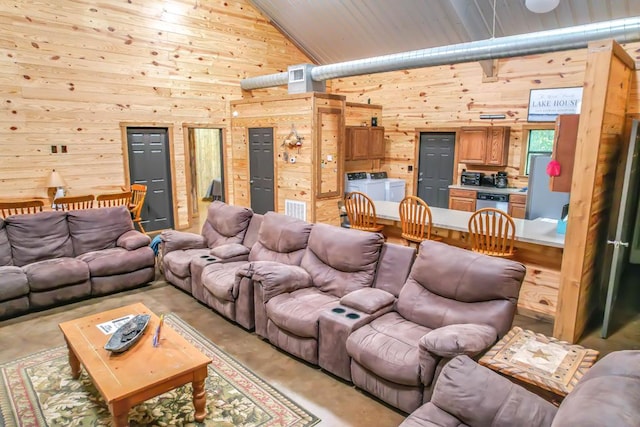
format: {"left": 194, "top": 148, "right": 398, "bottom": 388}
{"left": 367, "top": 172, "right": 406, "bottom": 202}
{"left": 385, "top": 178, "right": 406, "bottom": 202}
{"left": 345, "top": 172, "right": 386, "bottom": 201}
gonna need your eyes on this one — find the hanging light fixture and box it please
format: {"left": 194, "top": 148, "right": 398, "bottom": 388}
{"left": 525, "top": 0, "right": 560, "bottom": 14}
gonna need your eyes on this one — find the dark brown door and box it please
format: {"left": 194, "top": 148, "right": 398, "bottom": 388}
{"left": 127, "top": 128, "right": 173, "bottom": 232}
{"left": 249, "top": 128, "right": 274, "bottom": 214}
{"left": 418, "top": 132, "right": 455, "bottom": 208}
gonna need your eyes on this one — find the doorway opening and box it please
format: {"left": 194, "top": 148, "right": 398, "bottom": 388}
{"left": 125, "top": 127, "right": 174, "bottom": 233}
{"left": 186, "top": 127, "right": 225, "bottom": 230}
{"left": 417, "top": 132, "right": 455, "bottom": 208}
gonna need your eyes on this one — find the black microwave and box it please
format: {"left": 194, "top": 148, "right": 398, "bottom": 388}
{"left": 461, "top": 171, "right": 483, "bottom": 186}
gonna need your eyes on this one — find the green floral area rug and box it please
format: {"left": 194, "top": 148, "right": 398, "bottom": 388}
{"left": 0, "top": 313, "right": 320, "bottom": 427}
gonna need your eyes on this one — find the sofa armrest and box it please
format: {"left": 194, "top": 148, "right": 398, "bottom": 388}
{"left": 249, "top": 262, "right": 312, "bottom": 302}
{"left": 210, "top": 243, "right": 250, "bottom": 261}
{"left": 430, "top": 356, "right": 557, "bottom": 427}
{"left": 420, "top": 323, "right": 497, "bottom": 359}
{"left": 117, "top": 230, "right": 151, "bottom": 250}
{"left": 160, "top": 230, "right": 206, "bottom": 254}
{"left": 340, "top": 288, "right": 395, "bottom": 315}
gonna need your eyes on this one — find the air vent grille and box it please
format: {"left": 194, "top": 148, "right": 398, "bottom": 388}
{"left": 284, "top": 199, "right": 306, "bottom": 221}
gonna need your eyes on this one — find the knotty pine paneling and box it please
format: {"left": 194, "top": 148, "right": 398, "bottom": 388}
{"left": 330, "top": 45, "right": 640, "bottom": 193}
{"left": 0, "top": 0, "right": 309, "bottom": 228}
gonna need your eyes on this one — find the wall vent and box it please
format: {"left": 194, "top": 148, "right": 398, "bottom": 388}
{"left": 284, "top": 199, "right": 307, "bottom": 221}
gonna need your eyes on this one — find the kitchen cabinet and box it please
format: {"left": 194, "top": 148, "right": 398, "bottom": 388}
{"left": 549, "top": 114, "right": 579, "bottom": 193}
{"left": 458, "top": 126, "right": 510, "bottom": 166}
{"left": 346, "top": 126, "right": 385, "bottom": 160}
{"left": 449, "top": 188, "right": 477, "bottom": 212}
{"left": 509, "top": 193, "right": 527, "bottom": 219}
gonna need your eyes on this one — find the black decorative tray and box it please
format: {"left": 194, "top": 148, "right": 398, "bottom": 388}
{"left": 104, "top": 314, "right": 151, "bottom": 353}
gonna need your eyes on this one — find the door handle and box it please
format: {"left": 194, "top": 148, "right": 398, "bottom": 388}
{"left": 249, "top": 180, "right": 254, "bottom": 184}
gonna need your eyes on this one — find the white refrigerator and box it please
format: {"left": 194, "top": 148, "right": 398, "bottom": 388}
{"left": 526, "top": 155, "right": 570, "bottom": 220}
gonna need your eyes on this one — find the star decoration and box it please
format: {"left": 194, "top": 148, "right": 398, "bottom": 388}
{"left": 529, "top": 348, "right": 551, "bottom": 360}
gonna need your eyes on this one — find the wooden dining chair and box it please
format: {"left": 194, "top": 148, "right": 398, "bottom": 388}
{"left": 398, "top": 195, "right": 441, "bottom": 247}
{"left": 96, "top": 191, "right": 132, "bottom": 208}
{"left": 129, "top": 184, "right": 147, "bottom": 233}
{"left": 53, "top": 194, "right": 95, "bottom": 211}
{"left": 0, "top": 200, "right": 44, "bottom": 218}
{"left": 344, "top": 191, "right": 384, "bottom": 233}
{"left": 468, "top": 208, "right": 516, "bottom": 258}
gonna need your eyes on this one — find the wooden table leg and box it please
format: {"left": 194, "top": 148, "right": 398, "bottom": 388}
{"left": 109, "top": 401, "right": 130, "bottom": 427}
{"left": 65, "top": 338, "right": 81, "bottom": 379}
{"left": 192, "top": 368, "right": 207, "bottom": 422}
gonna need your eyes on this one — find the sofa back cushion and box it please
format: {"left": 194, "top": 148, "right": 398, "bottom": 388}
{"left": 201, "top": 201, "right": 253, "bottom": 248}
{"left": 249, "top": 212, "right": 312, "bottom": 265}
{"left": 552, "top": 350, "right": 640, "bottom": 427}
{"left": 0, "top": 218, "right": 12, "bottom": 266}
{"left": 67, "top": 207, "right": 133, "bottom": 255}
{"left": 5, "top": 211, "right": 73, "bottom": 266}
{"left": 396, "top": 241, "right": 524, "bottom": 336}
{"left": 300, "top": 224, "right": 383, "bottom": 298}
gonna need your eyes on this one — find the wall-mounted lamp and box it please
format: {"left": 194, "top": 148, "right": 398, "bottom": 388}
{"left": 479, "top": 114, "right": 507, "bottom": 120}
{"left": 46, "top": 169, "right": 67, "bottom": 207}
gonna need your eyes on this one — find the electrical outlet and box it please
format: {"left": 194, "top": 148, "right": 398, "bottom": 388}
{"left": 408, "top": 165, "right": 413, "bottom": 172}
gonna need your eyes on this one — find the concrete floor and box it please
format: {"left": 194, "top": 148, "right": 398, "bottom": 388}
{"left": 1, "top": 204, "right": 638, "bottom": 426}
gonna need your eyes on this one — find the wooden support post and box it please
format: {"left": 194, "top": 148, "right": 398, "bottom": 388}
{"left": 554, "top": 40, "right": 635, "bottom": 342}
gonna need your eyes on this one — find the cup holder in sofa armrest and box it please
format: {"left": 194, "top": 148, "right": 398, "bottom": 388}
{"left": 346, "top": 313, "right": 360, "bottom": 319}
{"left": 200, "top": 255, "right": 210, "bottom": 258}
{"left": 332, "top": 307, "right": 346, "bottom": 314}
{"left": 205, "top": 257, "right": 218, "bottom": 262}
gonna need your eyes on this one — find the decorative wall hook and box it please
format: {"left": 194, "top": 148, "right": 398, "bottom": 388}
{"left": 283, "top": 124, "right": 304, "bottom": 149}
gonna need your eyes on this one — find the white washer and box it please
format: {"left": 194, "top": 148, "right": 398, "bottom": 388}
{"left": 345, "top": 172, "right": 387, "bottom": 201}
{"left": 384, "top": 178, "right": 406, "bottom": 202}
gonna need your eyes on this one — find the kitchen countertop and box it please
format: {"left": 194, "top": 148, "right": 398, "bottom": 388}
{"left": 374, "top": 200, "right": 564, "bottom": 248}
{"left": 449, "top": 184, "right": 527, "bottom": 195}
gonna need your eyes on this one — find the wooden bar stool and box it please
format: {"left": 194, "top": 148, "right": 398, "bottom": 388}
{"left": 398, "top": 195, "right": 441, "bottom": 248}
{"left": 344, "top": 191, "right": 384, "bottom": 234}
{"left": 468, "top": 208, "right": 516, "bottom": 258}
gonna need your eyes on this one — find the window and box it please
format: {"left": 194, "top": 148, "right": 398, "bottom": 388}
{"left": 524, "top": 129, "right": 555, "bottom": 175}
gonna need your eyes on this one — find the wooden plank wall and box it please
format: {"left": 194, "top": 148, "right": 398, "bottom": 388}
{"left": 0, "top": 0, "right": 309, "bottom": 228}
{"left": 554, "top": 41, "right": 634, "bottom": 342}
{"left": 330, "top": 44, "right": 640, "bottom": 192}
{"left": 230, "top": 93, "right": 345, "bottom": 223}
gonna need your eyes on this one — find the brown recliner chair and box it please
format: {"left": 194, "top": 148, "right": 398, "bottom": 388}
{"left": 346, "top": 240, "right": 526, "bottom": 414}
{"left": 160, "top": 201, "right": 258, "bottom": 295}
{"left": 400, "top": 351, "right": 640, "bottom": 427}
{"left": 198, "top": 212, "right": 312, "bottom": 330}
{"left": 250, "top": 223, "right": 385, "bottom": 365}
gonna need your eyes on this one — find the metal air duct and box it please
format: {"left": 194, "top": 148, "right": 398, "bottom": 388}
{"left": 240, "top": 16, "right": 640, "bottom": 90}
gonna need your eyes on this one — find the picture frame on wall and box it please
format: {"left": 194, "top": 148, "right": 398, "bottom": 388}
{"left": 527, "top": 87, "right": 583, "bottom": 122}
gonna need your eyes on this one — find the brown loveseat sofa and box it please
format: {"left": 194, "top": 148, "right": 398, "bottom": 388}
{"left": 400, "top": 350, "right": 640, "bottom": 427}
{"left": 160, "top": 201, "right": 262, "bottom": 296}
{"left": 200, "top": 211, "right": 312, "bottom": 330}
{"left": 345, "top": 240, "right": 525, "bottom": 413}
{"left": 0, "top": 207, "right": 155, "bottom": 319}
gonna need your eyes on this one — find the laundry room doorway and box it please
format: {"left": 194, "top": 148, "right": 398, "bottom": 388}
{"left": 184, "top": 126, "right": 225, "bottom": 229}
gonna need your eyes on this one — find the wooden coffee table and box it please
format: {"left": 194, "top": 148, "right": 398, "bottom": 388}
{"left": 479, "top": 327, "right": 599, "bottom": 404}
{"left": 59, "top": 303, "right": 211, "bottom": 427}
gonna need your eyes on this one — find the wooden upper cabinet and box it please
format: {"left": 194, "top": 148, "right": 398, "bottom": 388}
{"left": 549, "top": 114, "right": 580, "bottom": 192}
{"left": 345, "top": 126, "right": 385, "bottom": 160}
{"left": 369, "top": 127, "right": 385, "bottom": 159}
{"left": 458, "top": 126, "right": 510, "bottom": 166}
{"left": 486, "top": 127, "right": 510, "bottom": 166}
{"left": 458, "top": 128, "right": 487, "bottom": 163}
